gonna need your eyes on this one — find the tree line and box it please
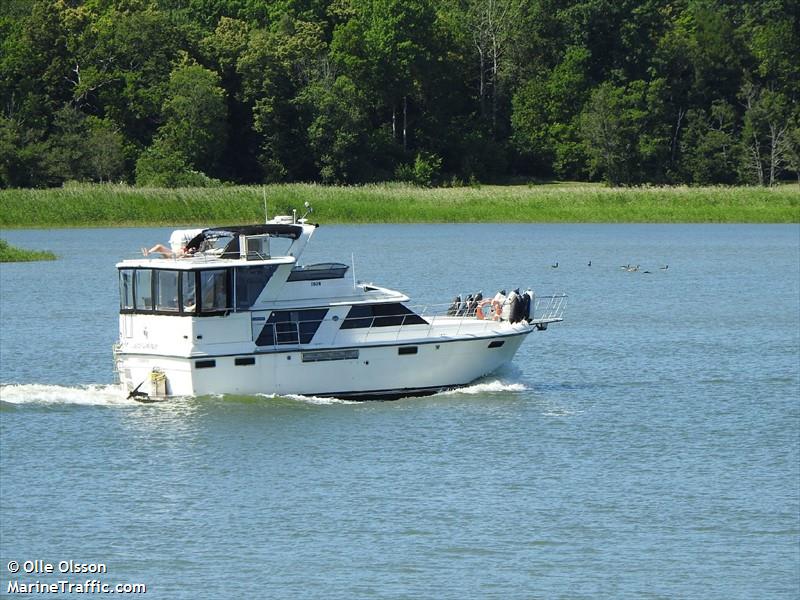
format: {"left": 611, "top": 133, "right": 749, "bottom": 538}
{"left": 1, "top": 0, "right": 798, "bottom": 188}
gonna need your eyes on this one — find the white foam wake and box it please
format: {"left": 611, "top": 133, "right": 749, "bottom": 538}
{"left": 440, "top": 380, "right": 528, "bottom": 396}
{"left": 0, "top": 383, "right": 134, "bottom": 406}
{"left": 256, "top": 393, "right": 356, "bottom": 405}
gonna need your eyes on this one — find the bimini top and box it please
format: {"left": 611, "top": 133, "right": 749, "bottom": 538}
{"left": 184, "top": 223, "right": 307, "bottom": 253}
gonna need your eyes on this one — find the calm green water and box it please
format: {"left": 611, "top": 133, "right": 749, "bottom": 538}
{"left": 1, "top": 224, "right": 798, "bottom": 599}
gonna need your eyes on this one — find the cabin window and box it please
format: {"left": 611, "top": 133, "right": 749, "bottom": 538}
{"left": 134, "top": 269, "right": 153, "bottom": 311}
{"left": 181, "top": 272, "right": 197, "bottom": 313}
{"left": 340, "top": 303, "right": 427, "bottom": 329}
{"left": 200, "top": 269, "right": 228, "bottom": 313}
{"left": 119, "top": 268, "right": 200, "bottom": 315}
{"left": 398, "top": 346, "right": 418, "bottom": 355}
{"left": 119, "top": 270, "right": 134, "bottom": 310}
{"left": 155, "top": 270, "right": 179, "bottom": 312}
{"left": 288, "top": 263, "right": 349, "bottom": 281}
{"left": 256, "top": 309, "right": 328, "bottom": 346}
{"left": 235, "top": 265, "right": 277, "bottom": 310}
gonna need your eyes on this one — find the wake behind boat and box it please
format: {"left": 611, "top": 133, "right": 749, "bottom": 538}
{"left": 113, "top": 210, "right": 566, "bottom": 401}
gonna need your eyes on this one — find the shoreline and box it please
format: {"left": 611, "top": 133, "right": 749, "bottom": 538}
{"left": 1, "top": 183, "right": 798, "bottom": 228}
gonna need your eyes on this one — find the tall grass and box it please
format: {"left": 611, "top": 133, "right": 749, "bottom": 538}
{"left": 0, "top": 239, "right": 57, "bottom": 262}
{"left": 1, "top": 182, "right": 797, "bottom": 228}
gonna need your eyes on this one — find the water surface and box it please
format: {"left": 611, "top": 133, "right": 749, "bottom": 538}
{"left": 1, "top": 224, "right": 798, "bottom": 598}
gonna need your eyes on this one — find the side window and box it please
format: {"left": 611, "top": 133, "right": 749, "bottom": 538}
{"left": 200, "top": 270, "right": 228, "bottom": 313}
{"left": 340, "top": 304, "right": 373, "bottom": 329}
{"left": 340, "top": 304, "right": 427, "bottom": 329}
{"left": 235, "top": 265, "right": 276, "bottom": 310}
{"left": 119, "top": 269, "right": 134, "bottom": 310}
{"left": 181, "top": 272, "right": 196, "bottom": 313}
{"left": 373, "top": 303, "right": 405, "bottom": 327}
{"left": 297, "top": 309, "right": 328, "bottom": 343}
{"left": 155, "top": 270, "right": 179, "bottom": 312}
{"left": 134, "top": 269, "right": 153, "bottom": 311}
{"left": 256, "top": 309, "right": 328, "bottom": 346}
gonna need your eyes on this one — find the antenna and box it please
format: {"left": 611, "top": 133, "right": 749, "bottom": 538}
{"left": 351, "top": 252, "right": 357, "bottom": 289}
{"left": 300, "top": 201, "right": 313, "bottom": 221}
{"left": 262, "top": 188, "right": 268, "bottom": 223}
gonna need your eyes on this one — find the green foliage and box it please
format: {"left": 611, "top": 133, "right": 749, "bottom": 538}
{"left": 0, "top": 117, "right": 47, "bottom": 188}
{"left": 135, "top": 140, "right": 221, "bottom": 187}
{"left": 1, "top": 183, "right": 797, "bottom": 228}
{"left": 412, "top": 152, "right": 442, "bottom": 187}
{"left": 579, "top": 82, "right": 643, "bottom": 185}
{"left": 158, "top": 60, "right": 228, "bottom": 175}
{"left": 0, "top": 0, "right": 798, "bottom": 188}
{"left": 302, "top": 76, "right": 371, "bottom": 183}
{"left": 394, "top": 151, "right": 443, "bottom": 186}
{"left": 511, "top": 45, "right": 591, "bottom": 176}
{"left": 0, "top": 239, "right": 56, "bottom": 262}
{"left": 680, "top": 101, "right": 739, "bottom": 185}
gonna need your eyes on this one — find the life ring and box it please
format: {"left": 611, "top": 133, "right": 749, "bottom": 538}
{"left": 476, "top": 299, "right": 493, "bottom": 320}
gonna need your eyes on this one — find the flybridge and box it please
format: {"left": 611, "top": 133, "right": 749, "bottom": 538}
{"left": 113, "top": 207, "right": 565, "bottom": 400}
{"left": 182, "top": 223, "right": 309, "bottom": 260}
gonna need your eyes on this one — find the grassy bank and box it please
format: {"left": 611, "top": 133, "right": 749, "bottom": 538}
{"left": 0, "top": 239, "right": 57, "bottom": 262}
{"left": 1, "top": 183, "right": 797, "bottom": 228}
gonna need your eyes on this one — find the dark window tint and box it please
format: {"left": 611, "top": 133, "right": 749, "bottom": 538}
{"left": 235, "top": 265, "right": 276, "bottom": 310}
{"left": 134, "top": 269, "right": 153, "bottom": 311}
{"left": 182, "top": 272, "right": 196, "bottom": 313}
{"left": 235, "top": 357, "right": 256, "bottom": 366}
{"left": 340, "top": 304, "right": 373, "bottom": 329}
{"left": 288, "top": 263, "right": 349, "bottom": 281}
{"left": 488, "top": 340, "right": 505, "bottom": 348}
{"left": 200, "top": 270, "right": 228, "bottom": 313}
{"left": 340, "top": 304, "right": 427, "bottom": 329}
{"left": 256, "top": 309, "right": 328, "bottom": 346}
{"left": 119, "top": 270, "right": 134, "bottom": 310}
{"left": 398, "top": 346, "right": 418, "bottom": 355}
{"left": 195, "top": 359, "right": 216, "bottom": 369}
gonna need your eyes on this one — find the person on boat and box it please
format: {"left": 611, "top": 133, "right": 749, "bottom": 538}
{"left": 141, "top": 243, "right": 197, "bottom": 258}
{"left": 491, "top": 290, "right": 506, "bottom": 320}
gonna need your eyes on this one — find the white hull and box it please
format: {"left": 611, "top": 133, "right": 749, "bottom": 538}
{"left": 114, "top": 219, "right": 565, "bottom": 401}
{"left": 116, "top": 329, "right": 531, "bottom": 400}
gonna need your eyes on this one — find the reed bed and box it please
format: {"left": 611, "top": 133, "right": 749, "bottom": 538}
{"left": 1, "top": 183, "right": 797, "bottom": 228}
{"left": 0, "top": 239, "right": 57, "bottom": 262}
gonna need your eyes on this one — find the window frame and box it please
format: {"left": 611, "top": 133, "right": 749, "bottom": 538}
{"left": 119, "top": 269, "right": 135, "bottom": 312}
{"left": 255, "top": 308, "right": 329, "bottom": 346}
{"left": 339, "top": 303, "right": 427, "bottom": 329}
{"left": 155, "top": 269, "right": 180, "bottom": 313}
{"left": 118, "top": 267, "right": 233, "bottom": 316}
{"left": 133, "top": 269, "right": 154, "bottom": 312}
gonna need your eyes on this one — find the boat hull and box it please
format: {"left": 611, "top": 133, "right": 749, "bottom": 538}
{"left": 116, "top": 331, "right": 531, "bottom": 401}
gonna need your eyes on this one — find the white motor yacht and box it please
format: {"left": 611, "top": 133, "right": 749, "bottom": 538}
{"left": 114, "top": 213, "right": 566, "bottom": 401}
